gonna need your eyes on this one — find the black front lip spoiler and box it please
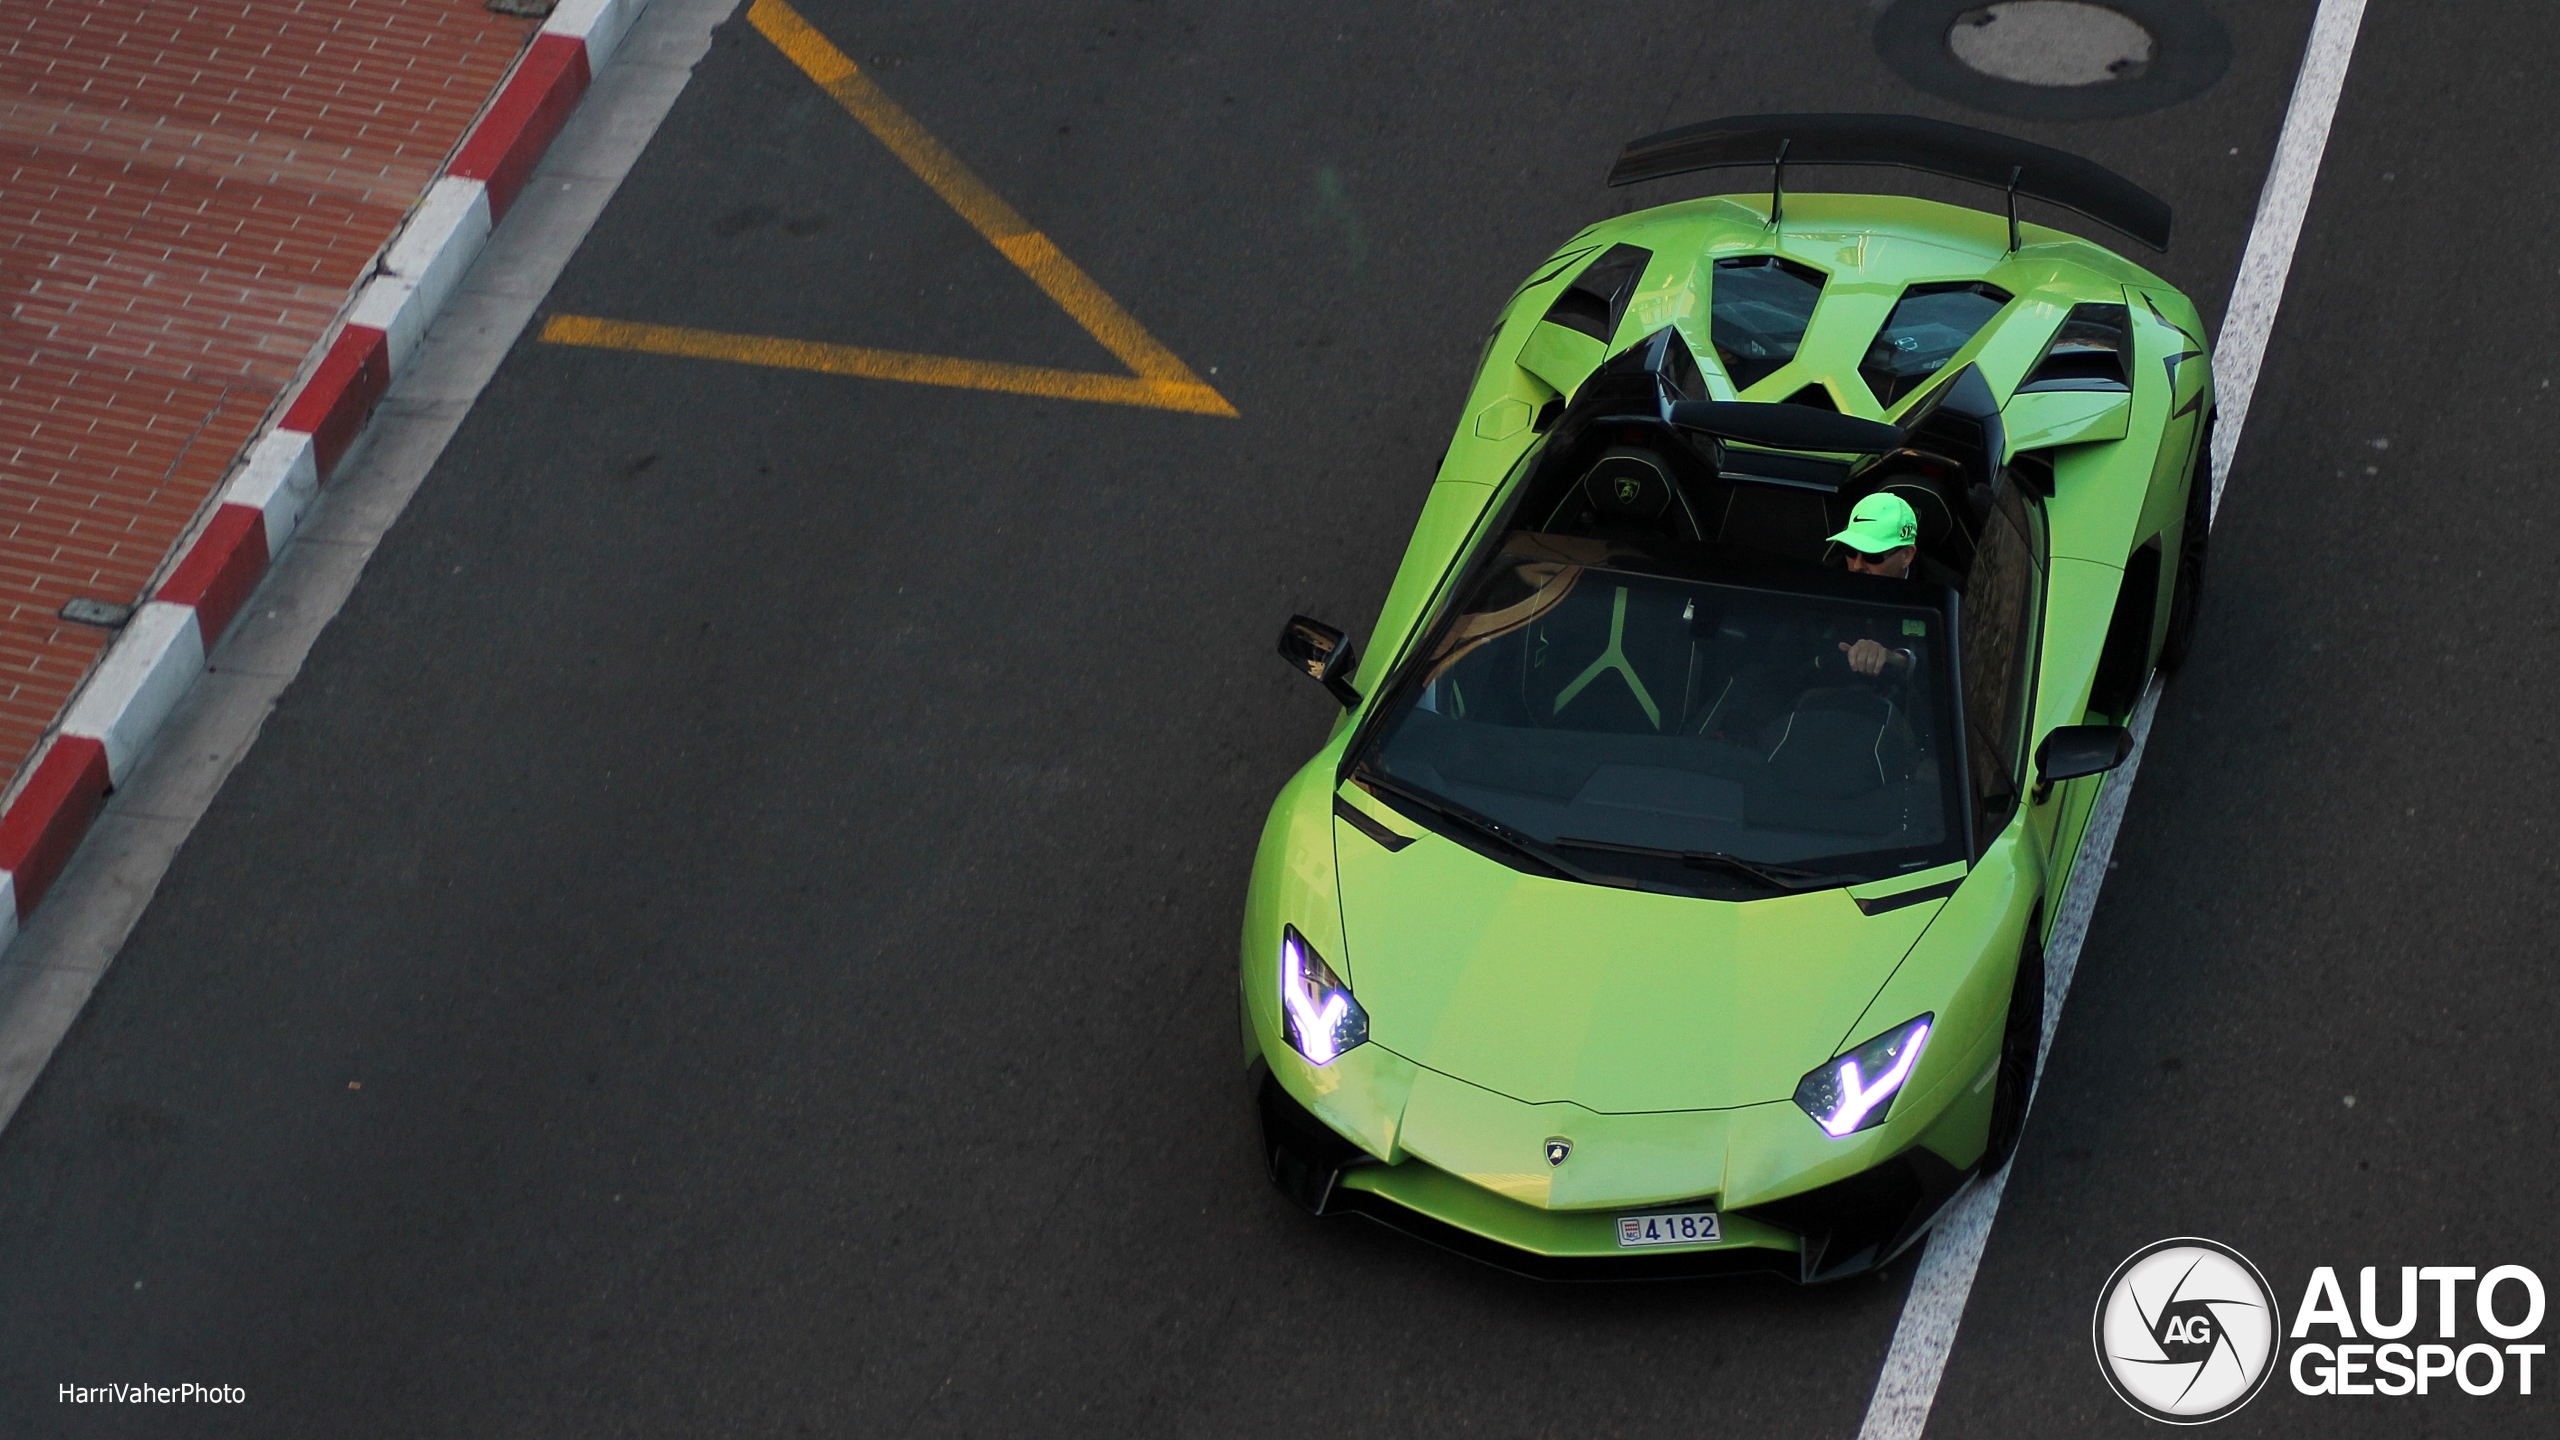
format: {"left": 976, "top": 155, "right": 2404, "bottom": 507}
{"left": 1255, "top": 1064, "right": 1973, "bottom": 1284}
{"left": 1736, "top": 1143, "right": 1972, "bottom": 1283}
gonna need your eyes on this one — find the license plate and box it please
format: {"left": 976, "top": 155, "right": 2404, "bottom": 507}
{"left": 1617, "top": 1209, "right": 1722, "bottom": 1248}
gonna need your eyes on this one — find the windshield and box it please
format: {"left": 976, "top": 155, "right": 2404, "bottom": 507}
{"left": 1354, "top": 533, "right": 1966, "bottom": 897}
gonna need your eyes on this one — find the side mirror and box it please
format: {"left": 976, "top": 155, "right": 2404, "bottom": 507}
{"left": 2033, "top": 724, "right": 2134, "bottom": 801}
{"left": 1278, "top": 615, "right": 1362, "bottom": 709}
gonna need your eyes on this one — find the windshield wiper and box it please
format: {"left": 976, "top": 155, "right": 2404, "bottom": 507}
{"left": 1551, "top": 836, "right": 1862, "bottom": 892}
{"left": 1351, "top": 770, "right": 1856, "bottom": 896}
{"left": 1351, "top": 768, "right": 1596, "bottom": 883}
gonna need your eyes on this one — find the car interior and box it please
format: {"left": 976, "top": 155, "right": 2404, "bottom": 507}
{"left": 1371, "top": 335, "right": 2015, "bottom": 862}
{"left": 1523, "top": 425, "right": 1986, "bottom": 581}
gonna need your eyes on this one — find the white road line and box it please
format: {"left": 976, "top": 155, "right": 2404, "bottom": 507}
{"left": 1854, "top": 680, "right": 2158, "bottom": 1440}
{"left": 1854, "top": 3, "right": 2370, "bottom": 1436}
{"left": 2208, "top": 0, "right": 2372, "bottom": 516}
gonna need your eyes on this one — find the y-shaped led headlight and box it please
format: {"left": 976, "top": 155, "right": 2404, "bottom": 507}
{"left": 1279, "top": 926, "right": 1369, "bottom": 1066}
{"left": 1794, "top": 1014, "right": 1933, "bottom": 1137}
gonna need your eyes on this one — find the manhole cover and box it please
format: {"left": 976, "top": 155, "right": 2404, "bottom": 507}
{"left": 1873, "top": 0, "right": 2227, "bottom": 122}
{"left": 1949, "top": 2, "right": 2154, "bottom": 86}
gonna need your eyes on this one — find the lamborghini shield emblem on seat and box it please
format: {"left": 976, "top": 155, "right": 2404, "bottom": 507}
{"left": 1614, "top": 475, "right": 1642, "bottom": 504}
{"left": 1545, "top": 1137, "right": 1573, "bottom": 1166}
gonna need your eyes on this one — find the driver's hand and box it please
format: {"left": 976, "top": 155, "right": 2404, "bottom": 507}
{"left": 1840, "top": 639, "right": 1892, "bottom": 676}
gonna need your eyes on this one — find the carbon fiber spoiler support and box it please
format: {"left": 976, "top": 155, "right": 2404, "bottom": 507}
{"left": 1608, "top": 113, "right": 2170, "bottom": 252}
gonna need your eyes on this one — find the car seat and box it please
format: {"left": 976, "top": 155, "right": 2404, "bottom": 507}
{"left": 1714, "top": 485, "right": 1833, "bottom": 564}
{"left": 1538, "top": 448, "right": 1703, "bottom": 542}
{"left": 1762, "top": 686, "right": 1917, "bottom": 799}
{"left": 1521, "top": 579, "right": 1693, "bottom": 734}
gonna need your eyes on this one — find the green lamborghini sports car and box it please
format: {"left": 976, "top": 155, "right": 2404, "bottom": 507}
{"left": 1241, "top": 116, "right": 2216, "bottom": 1282}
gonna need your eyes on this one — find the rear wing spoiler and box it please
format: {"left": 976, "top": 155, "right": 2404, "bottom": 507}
{"left": 1607, "top": 113, "right": 2170, "bottom": 252}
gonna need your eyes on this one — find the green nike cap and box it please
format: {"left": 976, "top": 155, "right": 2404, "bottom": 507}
{"left": 1830, "top": 492, "right": 1920, "bottom": 554}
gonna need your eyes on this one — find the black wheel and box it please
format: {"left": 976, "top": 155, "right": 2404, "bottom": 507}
{"left": 2157, "top": 413, "right": 2213, "bottom": 673}
{"left": 1981, "top": 918, "right": 2046, "bottom": 1172}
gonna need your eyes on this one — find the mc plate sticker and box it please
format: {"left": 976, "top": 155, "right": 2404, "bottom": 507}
{"left": 1618, "top": 1210, "right": 1722, "bottom": 1248}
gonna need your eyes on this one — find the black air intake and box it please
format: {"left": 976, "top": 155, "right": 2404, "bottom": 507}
{"left": 1542, "top": 244, "right": 1652, "bottom": 342}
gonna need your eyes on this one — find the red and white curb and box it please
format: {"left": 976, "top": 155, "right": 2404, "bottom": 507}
{"left": 0, "top": 0, "right": 653, "bottom": 952}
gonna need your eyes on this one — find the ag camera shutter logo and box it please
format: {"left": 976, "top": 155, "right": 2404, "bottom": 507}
{"left": 2093, "top": 1237, "right": 2281, "bottom": 1424}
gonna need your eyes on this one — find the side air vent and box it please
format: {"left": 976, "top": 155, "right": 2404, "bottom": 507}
{"left": 1542, "top": 244, "right": 1652, "bottom": 342}
{"left": 2089, "top": 538, "right": 2162, "bottom": 715}
{"left": 1910, "top": 407, "right": 1985, "bottom": 467}
{"left": 1593, "top": 324, "right": 1707, "bottom": 401}
{"left": 2007, "top": 451, "right": 2057, "bottom": 498}
{"left": 1780, "top": 383, "right": 1838, "bottom": 411}
{"left": 1861, "top": 282, "right": 2012, "bottom": 408}
{"left": 1711, "top": 256, "right": 1826, "bottom": 390}
{"left": 2019, "top": 303, "right": 2133, "bottom": 392}
{"left": 1897, "top": 364, "right": 2006, "bottom": 494}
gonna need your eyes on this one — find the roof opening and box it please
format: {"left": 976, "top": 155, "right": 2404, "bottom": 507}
{"left": 1860, "top": 282, "right": 2014, "bottom": 407}
{"left": 2019, "top": 302, "right": 2134, "bottom": 391}
{"left": 1710, "top": 256, "right": 1827, "bottom": 391}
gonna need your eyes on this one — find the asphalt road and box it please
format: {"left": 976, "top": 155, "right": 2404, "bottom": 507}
{"left": 2, "top": 1, "right": 2550, "bottom": 1436}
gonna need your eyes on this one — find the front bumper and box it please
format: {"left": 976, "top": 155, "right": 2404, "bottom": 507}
{"left": 1256, "top": 1065, "right": 1975, "bottom": 1284}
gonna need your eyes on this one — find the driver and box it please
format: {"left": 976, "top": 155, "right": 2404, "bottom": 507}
{"left": 1834, "top": 491, "right": 1920, "bottom": 579}
{"left": 1828, "top": 492, "right": 1921, "bottom": 677}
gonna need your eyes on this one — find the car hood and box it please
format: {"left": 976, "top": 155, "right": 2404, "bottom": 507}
{"left": 1335, "top": 810, "right": 1944, "bottom": 1113}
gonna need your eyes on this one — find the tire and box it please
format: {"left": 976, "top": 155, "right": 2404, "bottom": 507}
{"left": 2157, "top": 413, "right": 2213, "bottom": 673}
{"left": 1981, "top": 919, "right": 2046, "bottom": 1172}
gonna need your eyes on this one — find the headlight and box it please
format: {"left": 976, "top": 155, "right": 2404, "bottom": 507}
{"left": 1279, "top": 926, "right": 1369, "bottom": 1066}
{"left": 1793, "top": 1015, "right": 1933, "bottom": 1137}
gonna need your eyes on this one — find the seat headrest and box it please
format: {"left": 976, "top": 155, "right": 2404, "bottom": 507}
{"left": 1879, "top": 482, "right": 1956, "bottom": 548}
{"left": 1580, "top": 450, "right": 1673, "bottom": 525}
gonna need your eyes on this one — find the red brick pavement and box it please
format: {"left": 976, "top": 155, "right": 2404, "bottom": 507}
{"left": 0, "top": 1, "right": 536, "bottom": 789}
